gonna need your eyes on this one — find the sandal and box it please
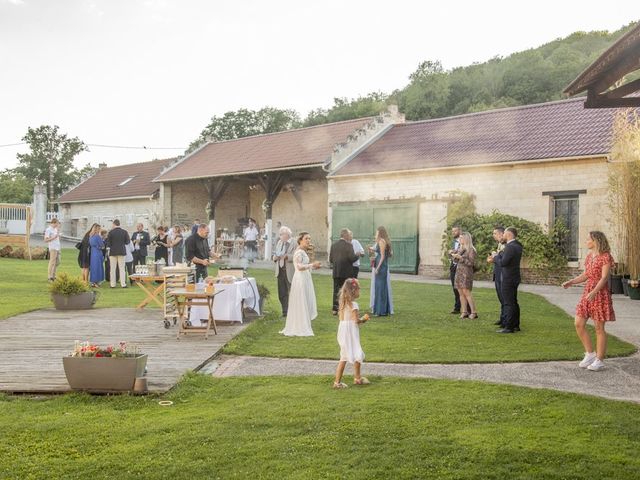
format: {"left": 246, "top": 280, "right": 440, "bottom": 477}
{"left": 468, "top": 313, "right": 479, "bottom": 319}
{"left": 460, "top": 313, "right": 469, "bottom": 319}
{"left": 333, "top": 382, "right": 348, "bottom": 389}
{"left": 354, "top": 377, "right": 370, "bottom": 385}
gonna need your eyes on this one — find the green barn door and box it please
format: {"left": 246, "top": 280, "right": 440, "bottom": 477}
{"left": 331, "top": 202, "right": 418, "bottom": 274}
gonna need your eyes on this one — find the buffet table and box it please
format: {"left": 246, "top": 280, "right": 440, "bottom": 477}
{"left": 189, "top": 277, "right": 260, "bottom": 324}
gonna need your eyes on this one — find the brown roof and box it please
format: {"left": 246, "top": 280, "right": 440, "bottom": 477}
{"left": 564, "top": 22, "right": 640, "bottom": 97}
{"left": 57, "top": 158, "right": 176, "bottom": 203}
{"left": 332, "top": 98, "right": 618, "bottom": 177}
{"left": 155, "top": 117, "right": 374, "bottom": 182}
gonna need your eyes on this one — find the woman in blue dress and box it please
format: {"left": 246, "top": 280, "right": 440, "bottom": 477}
{"left": 369, "top": 226, "right": 394, "bottom": 316}
{"left": 89, "top": 224, "right": 105, "bottom": 287}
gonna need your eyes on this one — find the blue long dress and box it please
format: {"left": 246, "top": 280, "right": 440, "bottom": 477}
{"left": 371, "top": 244, "right": 393, "bottom": 316}
{"left": 89, "top": 234, "right": 105, "bottom": 283}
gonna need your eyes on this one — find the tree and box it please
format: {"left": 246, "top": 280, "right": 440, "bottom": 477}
{"left": 302, "top": 92, "right": 389, "bottom": 127}
{"left": 15, "top": 125, "right": 87, "bottom": 210}
{"left": 393, "top": 60, "right": 450, "bottom": 121}
{"left": 187, "top": 107, "right": 301, "bottom": 153}
{"left": 0, "top": 170, "right": 32, "bottom": 204}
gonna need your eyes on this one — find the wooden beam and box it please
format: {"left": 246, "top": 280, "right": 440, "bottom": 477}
{"left": 585, "top": 89, "right": 640, "bottom": 108}
{"left": 603, "top": 77, "right": 640, "bottom": 99}
{"left": 203, "top": 178, "right": 230, "bottom": 221}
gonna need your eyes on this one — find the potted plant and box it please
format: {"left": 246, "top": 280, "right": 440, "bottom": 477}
{"left": 62, "top": 341, "right": 147, "bottom": 393}
{"left": 628, "top": 279, "right": 640, "bottom": 301}
{"left": 49, "top": 272, "right": 97, "bottom": 310}
{"left": 609, "top": 262, "right": 625, "bottom": 295}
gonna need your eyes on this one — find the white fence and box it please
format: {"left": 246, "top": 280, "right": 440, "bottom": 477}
{"left": 0, "top": 204, "right": 30, "bottom": 235}
{"left": 46, "top": 212, "right": 62, "bottom": 222}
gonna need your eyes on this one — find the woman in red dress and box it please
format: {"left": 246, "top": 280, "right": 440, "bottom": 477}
{"left": 562, "top": 231, "right": 615, "bottom": 371}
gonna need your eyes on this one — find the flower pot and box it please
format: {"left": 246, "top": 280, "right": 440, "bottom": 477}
{"left": 622, "top": 277, "right": 630, "bottom": 296}
{"left": 628, "top": 285, "right": 640, "bottom": 301}
{"left": 610, "top": 275, "right": 624, "bottom": 294}
{"left": 52, "top": 291, "right": 97, "bottom": 310}
{"left": 62, "top": 354, "right": 148, "bottom": 393}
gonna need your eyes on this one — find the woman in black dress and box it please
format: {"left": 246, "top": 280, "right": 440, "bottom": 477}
{"left": 77, "top": 223, "right": 99, "bottom": 283}
{"left": 153, "top": 226, "right": 169, "bottom": 264}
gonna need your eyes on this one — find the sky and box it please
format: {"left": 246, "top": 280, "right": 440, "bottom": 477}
{"left": 0, "top": 0, "right": 637, "bottom": 171}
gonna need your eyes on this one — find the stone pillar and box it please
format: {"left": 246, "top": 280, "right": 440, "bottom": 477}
{"left": 31, "top": 184, "right": 48, "bottom": 234}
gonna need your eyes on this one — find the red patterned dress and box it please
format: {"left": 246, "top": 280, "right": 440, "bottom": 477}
{"left": 576, "top": 252, "right": 616, "bottom": 322}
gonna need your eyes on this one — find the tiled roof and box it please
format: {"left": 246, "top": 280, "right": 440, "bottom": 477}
{"left": 57, "top": 158, "right": 176, "bottom": 203}
{"left": 155, "top": 117, "right": 374, "bottom": 182}
{"left": 332, "top": 98, "right": 618, "bottom": 176}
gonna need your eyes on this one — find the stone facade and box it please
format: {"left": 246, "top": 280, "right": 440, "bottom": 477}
{"left": 60, "top": 197, "right": 159, "bottom": 238}
{"left": 329, "top": 156, "right": 613, "bottom": 280}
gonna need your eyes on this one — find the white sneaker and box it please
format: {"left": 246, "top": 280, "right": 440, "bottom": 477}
{"left": 578, "top": 352, "right": 597, "bottom": 368}
{"left": 587, "top": 358, "right": 605, "bottom": 371}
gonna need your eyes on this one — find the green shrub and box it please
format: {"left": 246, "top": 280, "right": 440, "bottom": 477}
{"left": 48, "top": 272, "right": 90, "bottom": 295}
{"left": 442, "top": 211, "right": 569, "bottom": 276}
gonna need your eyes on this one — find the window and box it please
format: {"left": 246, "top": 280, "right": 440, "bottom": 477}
{"left": 552, "top": 195, "right": 579, "bottom": 261}
{"left": 118, "top": 176, "right": 135, "bottom": 187}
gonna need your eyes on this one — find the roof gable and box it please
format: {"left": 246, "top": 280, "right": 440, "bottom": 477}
{"left": 332, "top": 98, "right": 618, "bottom": 176}
{"left": 155, "top": 117, "right": 374, "bottom": 182}
{"left": 57, "top": 158, "right": 176, "bottom": 203}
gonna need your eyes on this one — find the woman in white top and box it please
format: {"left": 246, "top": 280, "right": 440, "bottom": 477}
{"left": 279, "top": 232, "right": 321, "bottom": 336}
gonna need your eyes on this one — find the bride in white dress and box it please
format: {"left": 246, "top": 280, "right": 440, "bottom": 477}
{"left": 280, "top": 232, "right": 321, "bottom": 336}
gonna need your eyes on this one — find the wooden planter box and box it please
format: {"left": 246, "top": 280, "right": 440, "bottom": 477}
{"left": 62, "top": 354, "right": 148, "bottom": 393}
{"left": 52, "top": 291, "right": 96, "bottom": 310}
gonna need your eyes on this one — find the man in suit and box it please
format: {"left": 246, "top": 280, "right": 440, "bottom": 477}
{"left": 491, "top": 226, "right": 523, "bottom": 333}
{"left": 329, "top": 228, "right": 358, "bottom": 315}
{"left": 272, "top": 225, "right": 296, "bottom": 317}
{"left": 131, "top": 223, "right": 150, "bottom": 270}
{"left": 487, "top": 226, "right": 506, "bottom": 328}
{"left": 107, "top": 219, "right": 131, "bottom": 288}
{"left": 448, "top": 226, "right": 462, "bottom": 314}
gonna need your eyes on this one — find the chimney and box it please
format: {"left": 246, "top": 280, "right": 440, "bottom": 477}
{"left": 98, "top": 162, "right": 107, "bottom": 169}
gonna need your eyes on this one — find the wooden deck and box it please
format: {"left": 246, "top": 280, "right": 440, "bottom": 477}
{"left": 0, "top": 308, "right": 250, "bottom": 393}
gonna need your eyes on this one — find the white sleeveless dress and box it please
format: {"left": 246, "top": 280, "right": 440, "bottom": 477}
{"left": 279, "top": 249, "right": 317, "bottom": 336}
{"left": 337, "top": 301, "right": 365, "bottom": 363}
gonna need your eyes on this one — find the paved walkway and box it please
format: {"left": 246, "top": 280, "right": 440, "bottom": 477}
{"left": 208, "top": 278, "right": 640, "bottom": 404}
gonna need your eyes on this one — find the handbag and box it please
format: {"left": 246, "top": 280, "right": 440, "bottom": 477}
{"left": 75, "top": 242, "right": 82, "bottom": 250}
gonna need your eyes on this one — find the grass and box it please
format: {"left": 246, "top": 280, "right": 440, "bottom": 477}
{"left": 0, "top": 249, "right": 636, "bottom": 363}
{"left": 1, "top": 374, "right": 639, "bottom": 479}
{"left": 226, "top": 274, "right": 636, "bottom": 364}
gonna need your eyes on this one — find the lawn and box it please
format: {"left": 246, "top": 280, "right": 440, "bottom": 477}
{"left": 0, "top": 249, "right": 636, "bottom": 363}
{"left": 1, "top": 374, "right": 639, "bottom": 479}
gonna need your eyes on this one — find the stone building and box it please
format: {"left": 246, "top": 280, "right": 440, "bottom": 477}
{"left": 56, "top": 158, "right": 175, "bottom": 237}
{"left": 153, "top": 112, "right": 402, "bottom": 258}
{"left": 327, "top": 98, "right": 621, "bottom": 276}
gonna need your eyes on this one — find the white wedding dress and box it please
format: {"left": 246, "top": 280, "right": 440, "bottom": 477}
{"left": 280, "top": 249, "right": 317, "bottom": 336}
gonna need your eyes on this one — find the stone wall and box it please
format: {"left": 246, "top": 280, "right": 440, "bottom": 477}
{"left": 329, "top": 156, "right": 613, "bottom": 276}
{"left": 61, "top": 198, "right": 158, "bottom": 237}
{"left": 170, "top": 180, "right": 250, "bottom": 234}
{"left": 249, "top": 178, "right": 329, "bottom": 255}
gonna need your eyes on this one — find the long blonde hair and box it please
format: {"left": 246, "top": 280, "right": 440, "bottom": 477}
{"left": 338, "top": 278, "right": 360, "bottom": 319}
{"left": 459, "top": 232, "right": 476, "bottom": 252}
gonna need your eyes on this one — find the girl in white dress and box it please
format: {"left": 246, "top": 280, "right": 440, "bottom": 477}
{"left": 279, "top": 232, "right": 321, "bottom": 336}
{"left": 333, "top": 278, "right": 370, "bottom": 388}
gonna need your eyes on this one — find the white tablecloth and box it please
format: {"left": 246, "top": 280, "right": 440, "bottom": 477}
{"left": 189, "top": 277, "right": 260, "bottom": 323}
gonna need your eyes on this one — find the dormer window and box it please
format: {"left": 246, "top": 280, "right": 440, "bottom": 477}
{"left": 118, "top": 176, "right": 135, "bottom": 186}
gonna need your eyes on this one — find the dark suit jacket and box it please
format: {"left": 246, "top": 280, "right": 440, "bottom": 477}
{"left": 329, "top": 239, "right": 358, "bottom": 279}
{"left": 494, "top": 240, "right": 523, "bottom": 285}
{"left": 131, "top": 231, "right": 150, "bottom": 257}
{"left": 107, "top": 227, "right": 131, "bottom": 256}
{"left": 492, "top": 243, "right": 505, "bottom": 282}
